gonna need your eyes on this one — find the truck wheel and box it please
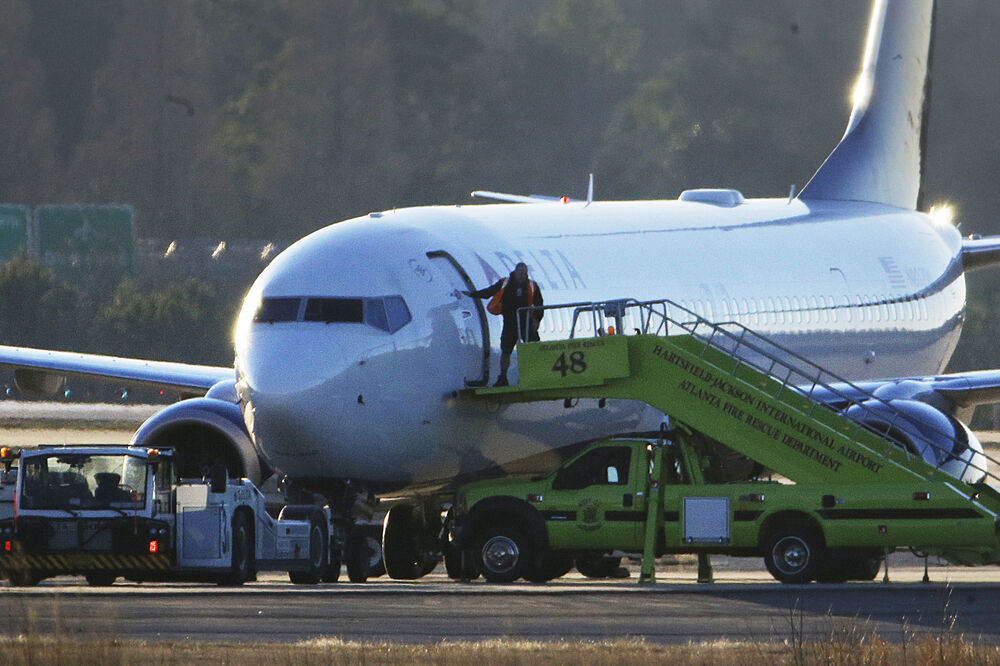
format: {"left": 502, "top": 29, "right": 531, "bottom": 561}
{"left": 345, "top": 527, "right": 371, "bottom": 583}
{"left": 524, "top": 551, "right": 573, "bottom": 583}
{"left": 7, "top": 570, "right": 40, "bottom": 587}
{"left": 476, "top": 526, "right": 532, "bottom": 583}
{"left": 220, "top": 511, "right": 254, "bottom": 586}
{"left": 289, "top": 512, "right": 327, "bottom": 585}
{"left": 764, "top": 529, "right": 823, "bottom": 584}
{"left": 85, "top": 572, "right": 117, "bottom": 587}
{"left": 576, "top": 555, "right": 622, "bottom": 579}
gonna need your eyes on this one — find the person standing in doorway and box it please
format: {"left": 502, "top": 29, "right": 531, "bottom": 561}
{"left": 464, "top": 262, "right": 543, "bottom": 386}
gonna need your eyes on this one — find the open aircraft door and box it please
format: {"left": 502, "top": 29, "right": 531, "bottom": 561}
{"left": 427, "top": 251, "right": 490, "bottom": 387}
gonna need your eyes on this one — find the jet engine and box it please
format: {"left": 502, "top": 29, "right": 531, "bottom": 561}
{"left": 130, "top": 382, "right": 265, "bottom": 485}
{"left": 13, "top": 369, "right": 66, "bottom": 396}
{"left": 843, "top": 389, "right": 987, "bottom": 485}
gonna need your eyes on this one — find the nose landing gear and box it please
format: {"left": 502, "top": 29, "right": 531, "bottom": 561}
{"left": 279, "top": 477, "right": 387, "bottom": 583}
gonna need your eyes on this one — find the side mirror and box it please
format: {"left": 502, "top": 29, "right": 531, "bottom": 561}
{"left": 209, "top": 464, "right": 228, "bottom": 494}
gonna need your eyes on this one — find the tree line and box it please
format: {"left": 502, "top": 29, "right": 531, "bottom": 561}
{"left": 0, "top": 1, "right": 999, "bottom": 379}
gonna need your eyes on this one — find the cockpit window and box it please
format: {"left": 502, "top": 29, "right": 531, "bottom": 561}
{"left": 254, "top": 297, "right": 301, "bottom": 323}
{"left": 383, "top": 296, "right": 412, "bottom": 333}
{"left": 257, "top": 295, "right": 412, "bottom": 333}
{"left": 361, "top": 296, "right": 412, "bottom": 333}
{"left": 304, "top": 298, "right": 364, "bottom": 323}
{"left": 364, "top": 299, "right": 388, "bottom": 331}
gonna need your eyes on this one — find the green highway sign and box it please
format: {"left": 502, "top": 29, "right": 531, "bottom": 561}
{"left": 34, "top": 204, "right": 134, "bottom": 283}
{"left": 0, "top": 205, "right": 29, "bottom": 261}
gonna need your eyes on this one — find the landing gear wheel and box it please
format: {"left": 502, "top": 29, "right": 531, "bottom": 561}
{"left": 476, "top": 526, "right": 533, "bottom": 583}
{"left": 764, "top": 529, "right": 824, "bottom": 584}
{"left": 575, "top": 555, "right": 622, "bottom": 579}
{"left": 849, "top": 553, "right": 882, "bottom": 581}
{"left": 345, "top": 526, "right": 375, "bottom": 583}
{"left": 445, "top": 545, "right": 479, "bottom": 581}
{"left": 85, "top": 571, "right": 117, "bottom": 587}
{"left": 383, "top": 505, "right": 427, "bottom": 580}
{"left": 8, "top": 570, "right": 40, "bottom": 587}
{"left": 363, "top": 525, "right": 386, "bottom": 578}
{"left": 322, "top": 534, "right": 341, "bottom": 583}
{"left": 524, "top": 551, "right": 573, "bottom": 583}
{"left": 219, "top": 511, "right": 254, "bottom": 586}
{"left": 817, "top": 550, "right": 882, "bottom": 582}
{"left": 289, "top": 511, "right": 327, "bottom": 585}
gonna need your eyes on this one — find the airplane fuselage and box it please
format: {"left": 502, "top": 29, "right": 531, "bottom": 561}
{"left": 234, "top": 196, "right": 966, "bottom": 490}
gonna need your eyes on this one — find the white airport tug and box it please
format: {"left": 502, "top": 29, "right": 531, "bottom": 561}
{"left": 0, "top": 445, "right": 328, "bottom": 586}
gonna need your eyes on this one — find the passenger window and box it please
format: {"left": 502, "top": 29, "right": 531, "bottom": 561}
{"left": 552, "top": 447, "right": 631, "bottom": 490}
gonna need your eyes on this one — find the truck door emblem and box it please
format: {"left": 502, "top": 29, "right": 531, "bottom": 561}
{"left": 577, "top": 498, "right": 602, "bottom": 531}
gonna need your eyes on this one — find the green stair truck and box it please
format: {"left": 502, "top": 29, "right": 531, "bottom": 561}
{"left": 448, "top": 298, "right": 1000, "bottom": 583}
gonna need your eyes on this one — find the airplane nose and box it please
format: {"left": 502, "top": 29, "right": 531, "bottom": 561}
{"left": 236, "top": 316, "right": 410, "bottom": 478}
{"left": 231, "top": 217, "right": 439, "bottom": 482}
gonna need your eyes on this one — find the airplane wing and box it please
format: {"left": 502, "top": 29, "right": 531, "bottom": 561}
{"left": 962, "top": 235, "right": 1000, "bottom": 271}
{"left": 808, "top": 369, "right": 1000, "bottom": 411}
{"left": 933, "top": 370, "right": 1000, "bottom": 408}
{"left": 0, "top": 345, "right": 233, "bottom": 395}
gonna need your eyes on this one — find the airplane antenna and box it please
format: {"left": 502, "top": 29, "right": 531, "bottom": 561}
{"left": 788, "top": 184, "right": 797, "bottom": 203}
{"left": 586, "top": 173, "right": 594, "bottom": 207}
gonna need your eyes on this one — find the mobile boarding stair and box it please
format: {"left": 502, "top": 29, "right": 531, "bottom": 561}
{"left": 474, "top": 298, "right": 1000, "bottom": 580}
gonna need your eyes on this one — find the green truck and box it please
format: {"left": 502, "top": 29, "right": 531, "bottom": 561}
{"left": 451, "top": 430, "right": 996, "bottom": 583}
{"left": 446, "top": 298, "right": 1000, "bottom": 584}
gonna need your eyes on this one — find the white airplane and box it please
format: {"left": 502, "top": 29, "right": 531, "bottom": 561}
{"left": 3, "top": 0, "right": 1000, "bottom": 561}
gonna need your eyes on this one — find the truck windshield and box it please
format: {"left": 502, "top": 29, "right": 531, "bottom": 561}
{"left": 19, "top": 454, "right": 147, "bottom": 510}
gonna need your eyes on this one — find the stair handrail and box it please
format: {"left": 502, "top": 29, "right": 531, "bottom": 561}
{"left": 518, "top": 298, "right": 996, "bottom": 487}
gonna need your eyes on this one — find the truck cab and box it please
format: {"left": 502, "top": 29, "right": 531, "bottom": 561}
{"left": 0, "top": 445, "right": 325, "bottom": 587}
{"left": 0, "top": 446, "right": 173, "bottom": 585}
{"left": 452, "top": 438, "right": 657, "bottom": 582}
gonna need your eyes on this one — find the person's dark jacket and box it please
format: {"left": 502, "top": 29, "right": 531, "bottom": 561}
{"left": 469, "top": 278, "right": 544, "bottom": 319}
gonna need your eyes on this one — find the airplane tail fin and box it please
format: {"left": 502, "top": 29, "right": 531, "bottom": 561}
{"left": 799, "top": 0, "right": 935, "bottom": 210}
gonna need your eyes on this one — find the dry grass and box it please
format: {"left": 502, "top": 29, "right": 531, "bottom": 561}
{"left": 0, "top": 635, "right": 999, "bottom": 665}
